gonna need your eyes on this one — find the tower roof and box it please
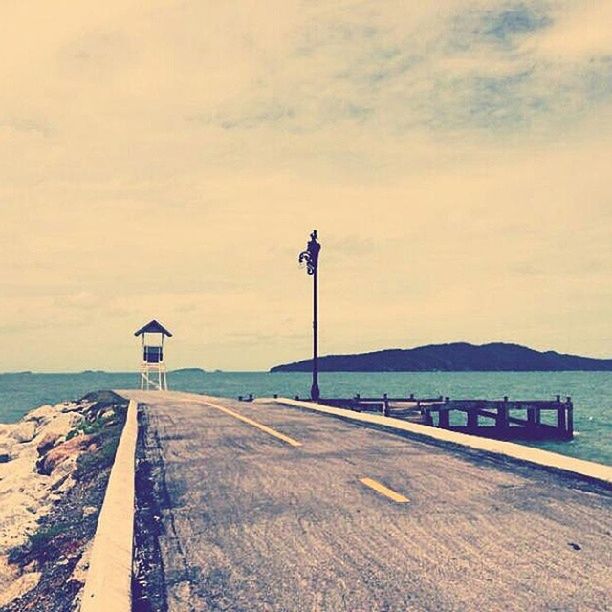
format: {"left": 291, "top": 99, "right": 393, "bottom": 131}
{"left": 134, "top": 320, "right": 173, "bottom": 337}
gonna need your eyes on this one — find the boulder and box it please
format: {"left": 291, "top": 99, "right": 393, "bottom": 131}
{"left": 36, "top": 432, "right": 60, "bottom": 456}
{"left": 101, "top": 408, "right": 116, "bottom": 422}
{"left": 49, "top": 455, "right": 78, "bottom": 486}
{"left": 35, "top": 413, "right": 83, "bottom": 455}
{"left": 38, "top": 435, "right": 94, "bottom": 475}
{"left": 59, "top": 401, "right": 81, "bottom": 413}
{"left": 11, "top": 422, "right": 36, "bottom": 444}
{"left": 0, "top": 571, "right": 41, "bottom": 608}
{"left": 0, "top": 445, "right": 11, "bottom": 464}
{"left": 24, "top": 404, "right": 57, "bottom": 426}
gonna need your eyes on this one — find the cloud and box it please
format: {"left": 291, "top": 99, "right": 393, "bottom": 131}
{"left": 528, "top": 2, "right": 612, "bottom": 58}
{"left": 196, "top": 1, "right": 610, "bottom": 138}
{"left": 446, "top": 3, "right": 552, "bottom": 51}
{"left": 0, "top": 1, "right": 610, "bottom": 369}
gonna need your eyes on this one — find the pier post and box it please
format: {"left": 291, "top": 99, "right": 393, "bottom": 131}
{"left": 382, "top": 393, "right": 389, "bottom": 417}
{"left": 439, "top": 398, "right": 450, "bottom": 428}
{"left": 528, "top": 406, "right": 541, "bottom": 426}
{"left": 496, "top": 398, "right": 509, "bottom": 436}
{"left": 566, "top": 397, "right": 573, "bottom": 439}
{"left": 557, "top": 404, "right": 567, "bottom": 435}
{"left": 439, "top": 410, "right": 450, "bottom": 428}
{"left": 467, "top": 409, "right": 478, "bottom": 431}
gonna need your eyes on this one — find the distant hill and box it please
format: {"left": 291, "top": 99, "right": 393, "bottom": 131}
{"left": 270, "top": 342, "right": 612, "bottom": 372}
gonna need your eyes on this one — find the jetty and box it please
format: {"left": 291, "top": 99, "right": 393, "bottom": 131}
{"left": 83, "top": 390, "right": 612, "bottom": 611}
{"left": 277, "top": 394, "right": 575, "bottom": 441}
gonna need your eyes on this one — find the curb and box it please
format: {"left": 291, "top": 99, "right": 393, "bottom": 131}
{"left": 273, "top": 398, "right": 612, "bottom": 486}
{"left": 81, "top": 399, "right": 138, "bottom": 611}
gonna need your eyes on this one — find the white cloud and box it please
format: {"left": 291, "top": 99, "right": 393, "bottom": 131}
{"left": 526, "top": 2, "right": 612, "bottom": 58}
{"left": 0, "top": 1, "right": 610, "bottom": 369}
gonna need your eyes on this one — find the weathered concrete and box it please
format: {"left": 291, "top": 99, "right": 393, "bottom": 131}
{"left": 123, "top": 390, "right": 611, "bottom": 611}
{"left": 275, "top": 398, "right": 612, "bottom": 485}
{"left": 81, "top": 399, "right": 138, "bottom": 612}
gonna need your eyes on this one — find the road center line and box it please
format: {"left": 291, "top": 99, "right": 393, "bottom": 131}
{"left": 360, "top": 478, "right": 409, "bottom": 503}
{"left": 202, "top": 401, "right": 302, "bottom": 447}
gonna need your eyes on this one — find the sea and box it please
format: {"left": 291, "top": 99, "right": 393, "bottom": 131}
{"left": 0, "top": 370, "right": 610, "bottom": 466}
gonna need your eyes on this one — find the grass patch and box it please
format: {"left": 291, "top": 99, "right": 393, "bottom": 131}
{"left": 74, "top": 436, "right": 120, "bottom": 481}
{"left": 9, "top": 523, "right": 67, "bottom": 565}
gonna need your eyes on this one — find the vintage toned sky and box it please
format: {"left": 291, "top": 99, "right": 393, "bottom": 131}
{"left": 1, "top": 1, "right": 611, "bottom": 371}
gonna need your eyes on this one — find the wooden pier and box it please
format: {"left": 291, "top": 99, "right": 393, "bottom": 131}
{"left": 421, "top": 395, "right": 574, "bottom": 441}
{"left": 240, "top": 393, "right": 574, "bottom": 442}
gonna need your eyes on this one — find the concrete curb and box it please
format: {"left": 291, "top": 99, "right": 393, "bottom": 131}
{"left": 81, "top": 399, "right": 138, "bottom": 611}
{"left": 272, "top": 398, "right": 612, "bottom": 486}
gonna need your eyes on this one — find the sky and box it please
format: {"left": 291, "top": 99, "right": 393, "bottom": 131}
{"left": 0, "top": 0, "right": 611, "bottom": 372}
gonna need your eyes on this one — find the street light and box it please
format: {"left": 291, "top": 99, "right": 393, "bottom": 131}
{"left": 298, "top": 230, "right": 321, "bottom": 402}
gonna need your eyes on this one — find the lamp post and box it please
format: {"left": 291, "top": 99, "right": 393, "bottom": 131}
{"left": 299, "top": 230, "right": 321, "bottom": 402}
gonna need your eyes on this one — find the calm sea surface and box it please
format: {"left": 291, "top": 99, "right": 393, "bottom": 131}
{"left": 0, "top": 371, "right": 610, "bottom": 465}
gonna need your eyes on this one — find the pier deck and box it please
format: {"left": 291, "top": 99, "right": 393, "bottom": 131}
{"left": 121, "top": 391, "right": 611, "bottom": 611}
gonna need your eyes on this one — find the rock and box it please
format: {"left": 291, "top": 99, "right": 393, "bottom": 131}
{"left": 34, "top": 412, "right": 83, "bottom": 456}
{"left": 35, "top": 412, "right": 83, "bottom": 450}
{"left": 70, "top": 540, "right": 93, "bottom": 609}
{"left": 11, "top": 422, "right": 36, "bottom": 444}
{"left": 58, "top": 401, "right": 80, "bottom": 413}
{"left": 101, "top": 408, "right": 117, "bottom": 426}
{"left": 24, "top": 404, "right": 57, "bottom": 426}
{"left": 72, "top": 540, "right": 92, "bottom": 583}
{"left": 39, "top": 435, "right": 94, "bottom": 475}
{"left": 0, "top": 557, "right": 20, "bottom": 605}
{"left": 36, "top": 432, "right": 61, "bottom": 456}
{"left": 82, "top": 506, "right": 97, "bottom": 518}
{"left": 0, "top": 445, "right": 11, "bottom": 464}
{"left": 35, "top": 504, "right": 53, "bottom": 518}
{"left": 0, "top": 571, "right": 41, "bottom": 607}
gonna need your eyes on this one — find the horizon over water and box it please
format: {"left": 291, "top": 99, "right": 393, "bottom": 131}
{"left": 0, "top": 370, "right": 610, "bottom": 466}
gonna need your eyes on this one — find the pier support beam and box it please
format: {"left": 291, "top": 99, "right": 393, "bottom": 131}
{"left": 557, "top": 405, "right": 567, "bottom": 433}
{"left": 527, "top": 407, "right": 541, "bottom": 426}
{"left": 496, "top": 399, "right": 509, "bottom": 436}
{"left": 439, "top": 409, "right": 450, "bottom": 429}
{"left": 567, "top": 399, "right": 574, "bottom": 439}
{"left": 382, "top": 394, "right": 390, "bottom": 417}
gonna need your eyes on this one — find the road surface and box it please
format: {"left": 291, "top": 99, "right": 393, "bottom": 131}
{"left": 122, "top": 391, "right": 611, "bottom": 611}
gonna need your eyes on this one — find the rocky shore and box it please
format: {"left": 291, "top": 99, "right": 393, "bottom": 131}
{"left": 0, "top": 391, "right": 128, "bottom": 611}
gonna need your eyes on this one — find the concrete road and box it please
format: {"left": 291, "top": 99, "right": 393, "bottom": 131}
{"left": 123, "top": 391, "right": 611, "bottom": 611}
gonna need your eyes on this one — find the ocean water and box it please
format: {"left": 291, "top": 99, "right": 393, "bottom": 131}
{"left": 0, "top": 370, "right": 610, "bottom": 466}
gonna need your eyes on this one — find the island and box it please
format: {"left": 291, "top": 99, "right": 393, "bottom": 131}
{"left": 270, "top": 342, "right": 612, "bottom": 372}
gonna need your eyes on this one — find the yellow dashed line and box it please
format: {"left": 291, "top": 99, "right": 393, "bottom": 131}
{"left": 360, "top": 477, "right": 409, "bottom": 503}
{"left": 203, "top": 401, "right": 302, "bottom": 447}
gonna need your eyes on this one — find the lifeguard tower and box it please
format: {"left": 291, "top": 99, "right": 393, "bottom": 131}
{"left": 134, "top": 319, "right": 172, "bottom": 390}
